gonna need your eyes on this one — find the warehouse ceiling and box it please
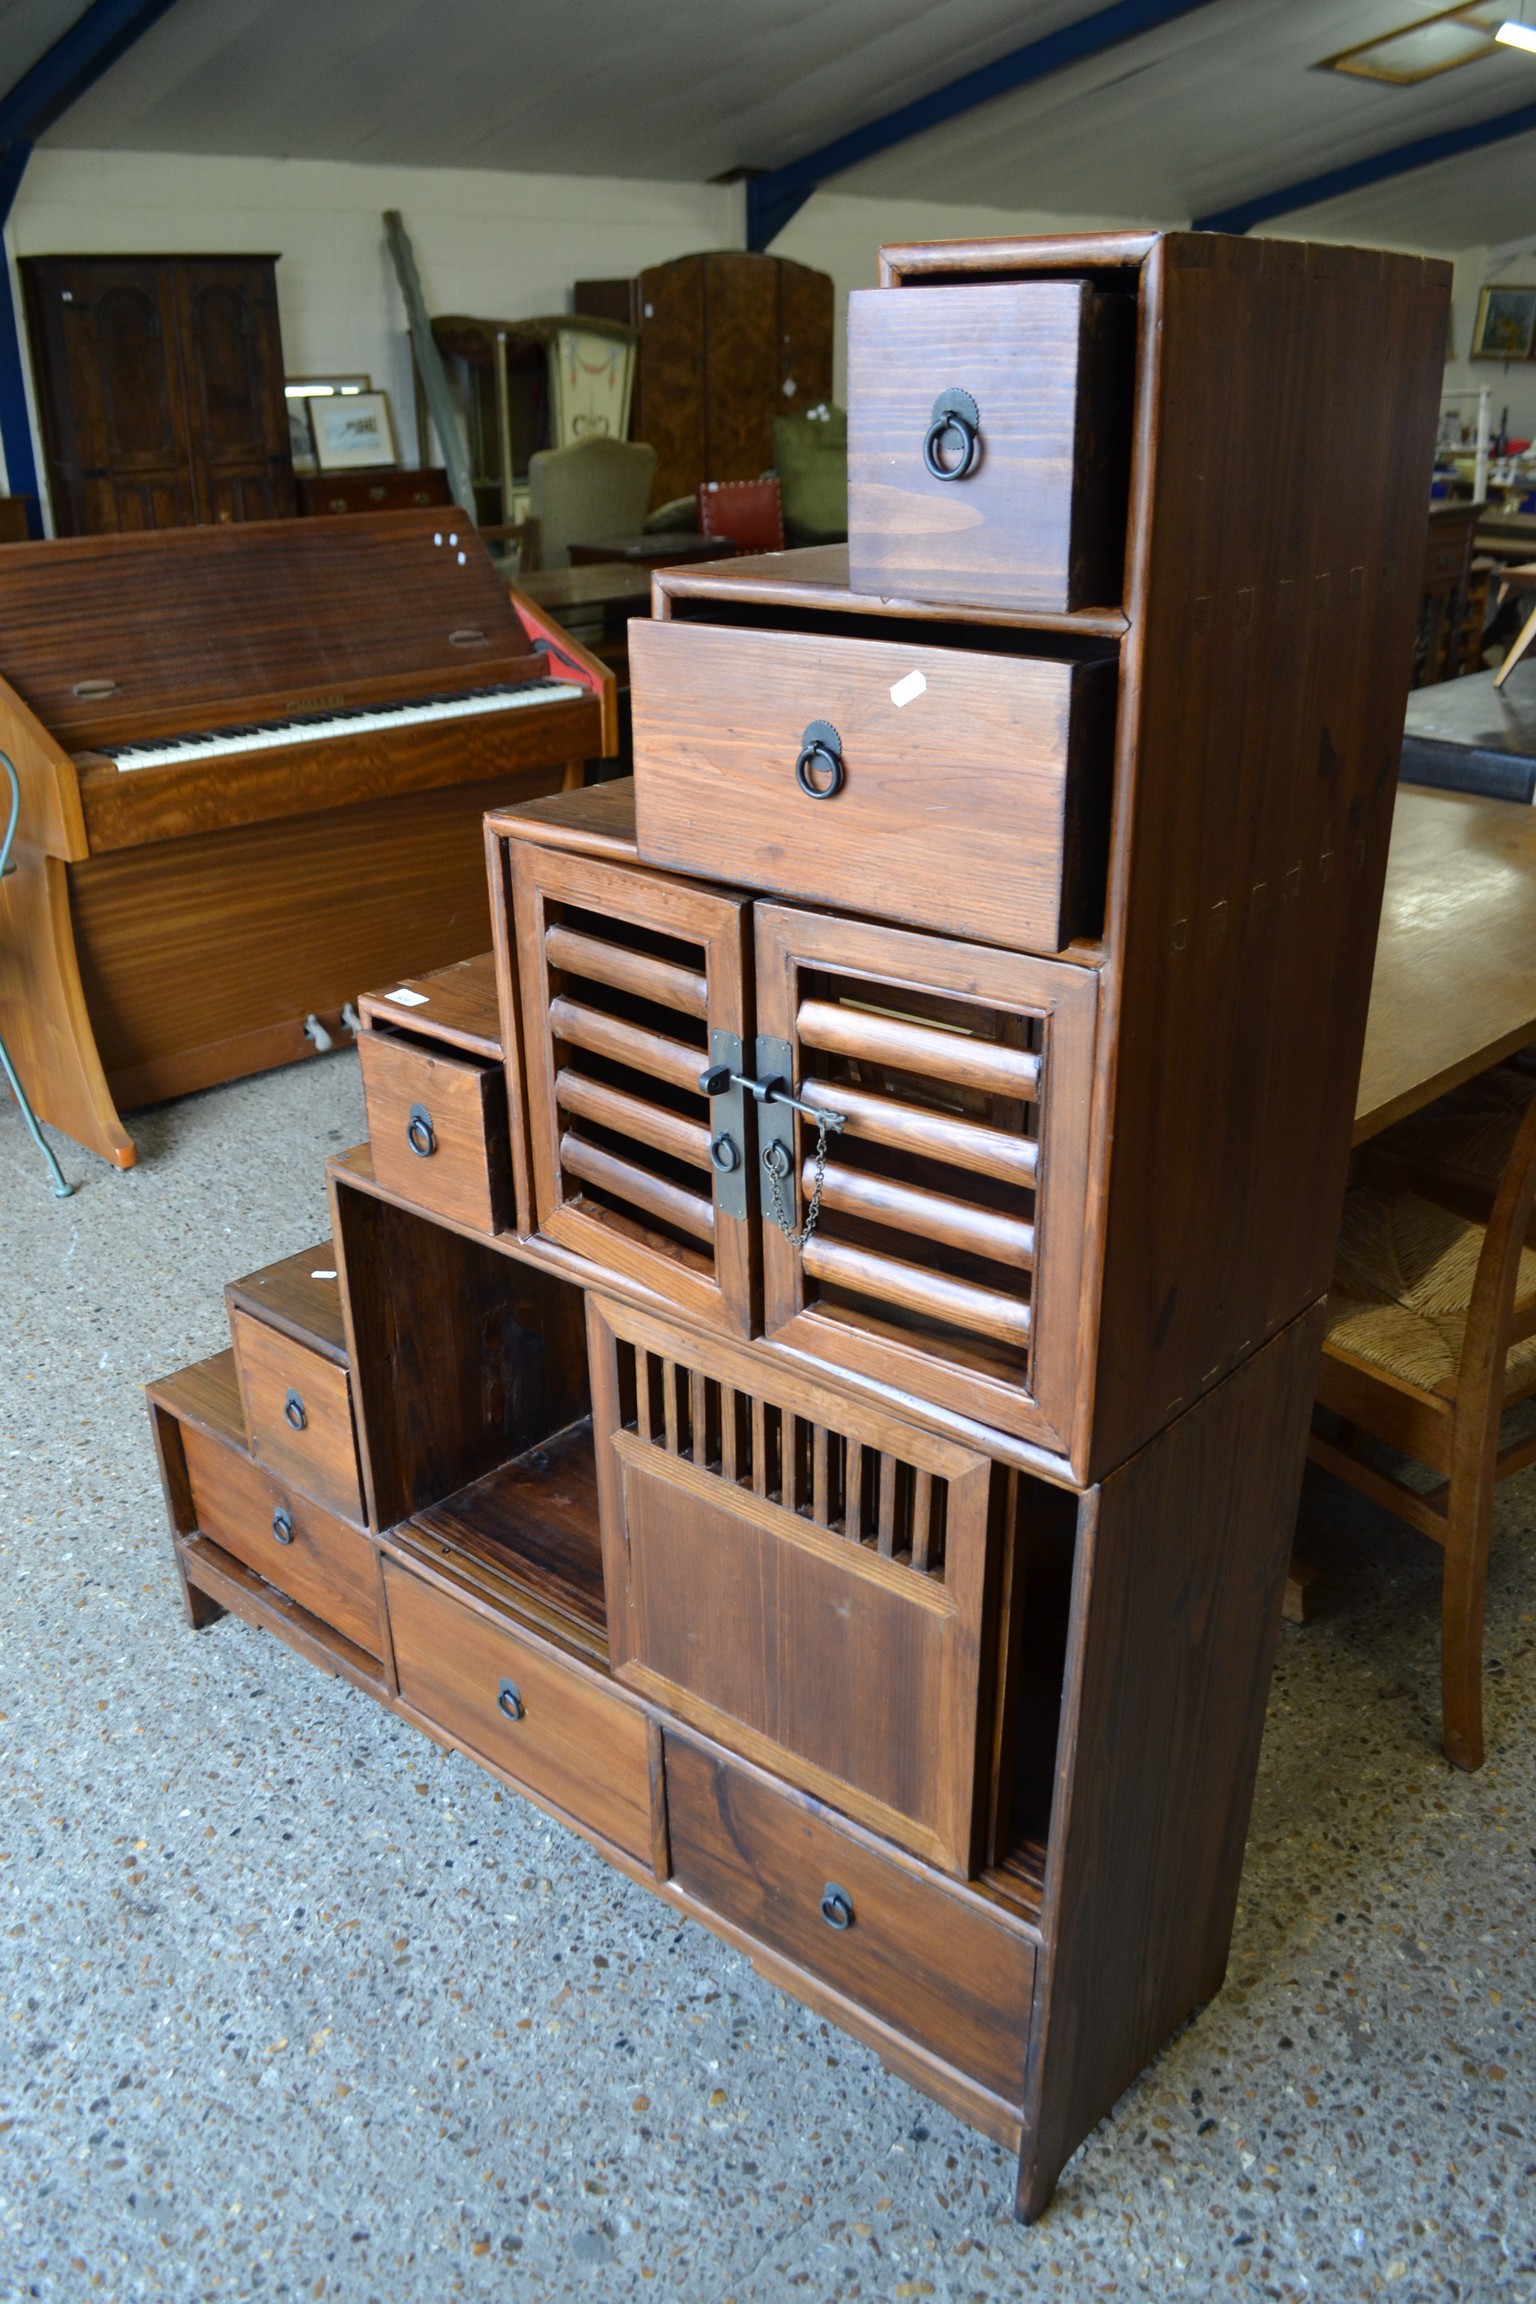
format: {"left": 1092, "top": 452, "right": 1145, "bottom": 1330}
{"left": 3, "top": 0, "right": 1536, "bottom": 246}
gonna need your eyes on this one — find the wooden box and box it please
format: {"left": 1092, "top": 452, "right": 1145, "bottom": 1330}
{"left": 226, "top": 1248, "right": 365, "bottom": 1525}
{"left": 846, "top": 278, "right": 1135, "bottom": 612}
{"left": 629, "top": 612, "right": 1116, "bottom": 951}
{"left": 358, "top": 954, "right": 515, "bottom": 1236}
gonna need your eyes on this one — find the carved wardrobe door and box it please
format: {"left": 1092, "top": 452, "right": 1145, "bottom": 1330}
{"left": 22, "top": 254, "right": 294, "bottom": 535}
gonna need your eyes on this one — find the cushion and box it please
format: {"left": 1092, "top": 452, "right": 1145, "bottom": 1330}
{"left": 772, "top": 404, "right": 847, "bottom": 547}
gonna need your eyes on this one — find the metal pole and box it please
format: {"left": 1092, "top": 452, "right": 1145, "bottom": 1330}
{"left": 383, "top": 209, "right": 477, "bottom": 521}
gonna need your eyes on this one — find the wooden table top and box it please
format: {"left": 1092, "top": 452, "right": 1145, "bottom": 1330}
{"left": 1355, "top": 785, "right": 1536, "bottom": 1141}
{"left": 519, "top": 561, "right": 653, "bottom": 611}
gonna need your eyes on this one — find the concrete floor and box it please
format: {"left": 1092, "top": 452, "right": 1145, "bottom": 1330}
{"left": 2, "top": 1051, "right": 1534, "bottom": 2304}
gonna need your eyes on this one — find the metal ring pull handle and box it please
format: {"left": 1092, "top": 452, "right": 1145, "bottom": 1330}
{"left": 794, "top": 719, "right": 844, "bottom": 800}
{"left": 407, "top": 1103, "right": 436, "bottom": 1158}
{"left": 284, "top": 1389, "right": 307, "bottom": 1431}
{"left": 271, "top": 1507, "right": 293, "bottom": 1546}
{"left": 922, "top": 388, "right": 980, "bottom": 482}
{"left": 497, "top": 1678, "right": 524, "bottom": 1722}
{"left": 819, "top": 1882, "right": 854, "bottom": 1931}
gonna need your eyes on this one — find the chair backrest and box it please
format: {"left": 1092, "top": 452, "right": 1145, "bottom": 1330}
{"left": 697, "top": 477, "right": 784, "bottom": 554}
{"left": 527, "top": 437, "right": 657, "bottom": 568}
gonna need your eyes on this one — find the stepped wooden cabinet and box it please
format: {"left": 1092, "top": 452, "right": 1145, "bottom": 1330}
{"left": 149, "top": 233, "right": 1449, "bottom": 2217}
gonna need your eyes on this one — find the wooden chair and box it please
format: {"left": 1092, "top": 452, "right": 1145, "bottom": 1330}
{"left": 1309, "top": 1064, "right": 1536, "bottom": 1768}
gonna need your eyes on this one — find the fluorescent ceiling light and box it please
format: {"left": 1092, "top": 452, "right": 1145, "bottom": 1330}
{"left": 1320, "top": 2, "right": 1526, "bottom": 82}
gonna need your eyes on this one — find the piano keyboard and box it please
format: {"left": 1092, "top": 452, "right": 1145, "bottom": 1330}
{"left": 100, "top": 679, "right": 585, "bottom": 773}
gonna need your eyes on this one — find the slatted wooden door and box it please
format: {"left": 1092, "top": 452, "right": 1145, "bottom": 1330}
{"left": 753, "top": 905, "right": 1098, "bottom": 1457}
{"left": 588, "top": 1294, "right": 999, "bottom": 1875}
{"left": 511, "top": 842, "right": 757, "bottom": 1335}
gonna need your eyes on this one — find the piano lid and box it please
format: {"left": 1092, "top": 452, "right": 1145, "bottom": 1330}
{"left": 0, "top": 509, "right": 540, "bottom": 749}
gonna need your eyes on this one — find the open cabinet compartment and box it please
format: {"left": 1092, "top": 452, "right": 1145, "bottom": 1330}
{"left": 332, "top": 1177, "right": 604, "bottom": 1654}
{"left": 754, "top": 902, "right": 1099, "bottom": 1458}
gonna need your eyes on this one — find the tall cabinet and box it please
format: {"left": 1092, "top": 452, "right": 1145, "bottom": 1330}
{"left": 22, "top": 254, "right": 296, "bottom": 534}
{"left": 147, "top": 235, "right": 1449, "bottom": 2219}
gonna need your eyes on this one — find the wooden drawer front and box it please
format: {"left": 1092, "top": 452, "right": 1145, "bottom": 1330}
{"left": 511, "top": 838, "right": 756, "bottom": 1336}
{"left": 754, "top": 905, "right": 1098, "bottom": 1459}
{"left": 666, "top": 1737, "right": 1035, "bottom": 2105}
{"left": 589, "top": 1296, "right": 996, "bottom": 1875}
{"left": 383, "top": 1560, "right": 653, "bottom": 1863}
{"left": 359, "top": 1025, "right": 513, "bottom": 1234}
{"left": 630, "top": 619, "right": 1112, "bottom": 953}
{"left": 230, "top": 1309, "right": 364, "bottom": 1524}
{"left": 180, "top": 1415, "right": 383, "bottom": 1656}
{"left": 846, "top": 278, "right": 1134, "bottom": 613}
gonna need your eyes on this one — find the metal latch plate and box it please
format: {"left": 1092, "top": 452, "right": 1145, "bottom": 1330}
{"left": 707, "top": 1028, "right": 749, "bottom": 1221}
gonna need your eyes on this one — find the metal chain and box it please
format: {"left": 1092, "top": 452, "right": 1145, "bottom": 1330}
{"left": 764, "top": 1110, "right": 836, "bottom": 1248}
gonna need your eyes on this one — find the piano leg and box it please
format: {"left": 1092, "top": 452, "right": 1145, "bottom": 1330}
{"left": 0, "top": 841, "right": 136, "bottom": 1169}
{"left": 561, "top": 759, "right": 585, "bottom": 794}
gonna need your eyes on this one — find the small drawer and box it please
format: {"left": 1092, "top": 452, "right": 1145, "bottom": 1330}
{"left": 230, "top": 1308, "right": 364, "bottom": 1525}
{"left": 631, "top": 618, "right": 1113, "bottom": 952}
{"left": 180, "top": 1414, "right": 384, "bottom": 1657}
{"left": 384, "top": 1560, "right": 654, "bottom": 1864}
{"left": 665, "top": 1736, "right": 1035, "bottom": 2104}
{"left": 846, "top": 278, "right": 1134, "bottom": 613}
{"left": 359, "top": 1024, "right": 514, "bottom": 1235}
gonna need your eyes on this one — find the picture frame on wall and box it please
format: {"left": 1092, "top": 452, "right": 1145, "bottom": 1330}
{"left": 310, "top": 389, "right": 398, "bottom": 471}
{"left": 1471, "top": 285, "right": 1536, "bottom": 362}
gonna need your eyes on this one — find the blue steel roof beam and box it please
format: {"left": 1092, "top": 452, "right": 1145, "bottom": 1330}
{"left": 745, "top": 0, "right": 1225, "bottom": 252}
{"left": 1194, "top": 96, "right": 1536, "bottom": 235}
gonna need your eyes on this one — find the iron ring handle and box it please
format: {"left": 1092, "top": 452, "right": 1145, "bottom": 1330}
{"left": 271, "top": 1507, "right": 293, "bottom": 1545}
{"left": 795, "top": 718, "right": 844, "bottom": 800}
{"left": 497, "top": 1678, "right": 524, "bottom": 1722}
{"left": 922, "top": 389, "right": 980, "bottom": 483}
{"left": 819, "top": 1882, "right": 854, "bottom": 1931}
{"left": 407, "top": 1104, "right": 436, "bottom": 1158}
{"left": 284, "top": 1388, "right": 307, "bottom": 1431}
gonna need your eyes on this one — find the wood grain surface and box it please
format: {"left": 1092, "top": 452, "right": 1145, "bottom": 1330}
{"left": 1356, "top": 786, "right": 1536, "bottom": 1141}
{"left": 230, "top": 1309, "right": 364, "bottom": 1525}
{"left": 359, "top": 1028, "right": 513, "bottom": 1236}
{"left": 631, "top": 619, "right": 1114, "bottom": 949}
{"left": 225, "top": 1245, "right": 347, "bottom": 1364}
{"left": 358, "top": 952, "right": 503, "bottom": 1062}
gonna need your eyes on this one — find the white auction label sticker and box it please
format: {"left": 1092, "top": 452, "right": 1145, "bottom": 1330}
{"left": 889, "top": 670, "right": 927, "bottom": 708}
{"left": 387, "top": 987, "right": 430, "bottom": 1007}
{"left": 311, "top": 1270, "right": 338, "bottom": 1281}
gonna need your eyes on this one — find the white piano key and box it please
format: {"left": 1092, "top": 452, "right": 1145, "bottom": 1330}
{"left": 103, "top": 680, "right": 584, "bottom": 773}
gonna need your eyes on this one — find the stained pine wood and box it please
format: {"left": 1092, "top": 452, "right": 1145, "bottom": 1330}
{"left": 665, "top": 1733, "right": 1036, "bottom": 2106}
{"left": 630, "top": 618, "right": 1114, "bottom": 949}
{"left": 229, "top": 1309, "right": 364, "bottom": 1526}
{"left": 847, "top": 278, "right": 1134, "bottom": 612}
{"left": 359, "top": 1027, "right": 513, "bottom": 1236}
{"left": 155, "top": 1349, "right": 385, "bottom": 1658}
{"left": 1355, "top": 788, "right": 1536, "bottom": 1144}
{"left": 385, "top": 1559, "right": 653, "bottom": 1861}
{"left": 358, "top": 952, "right": 503, "bottom": 1061}
{"left": 225, "top": 1246, "right": 347, "bottom": 1363}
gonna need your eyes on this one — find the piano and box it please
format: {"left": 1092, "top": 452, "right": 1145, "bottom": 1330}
{"left": 0, "top": 508, "right": 613, "bottom": 1168}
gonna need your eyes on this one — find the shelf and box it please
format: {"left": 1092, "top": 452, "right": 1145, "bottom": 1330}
{"left": 400, "top": 1418, "right": 607, "bottom": 1665}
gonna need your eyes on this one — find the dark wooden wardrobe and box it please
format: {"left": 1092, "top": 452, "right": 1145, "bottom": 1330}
{"left": 576, "top": 250, "right": 833, "bottom": 506}
{"left": 21, "top": 254, "right": 296, "bottom": 535}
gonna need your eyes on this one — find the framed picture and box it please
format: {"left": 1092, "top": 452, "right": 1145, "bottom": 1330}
{"left": 283, "top": 375, "right": 371, "bottom": 474}
{"left": 1471, "top": 285, "right": 1536, "bottom": 362}
{"left": 310, "top": 389, "right": 398, "bottom": 470}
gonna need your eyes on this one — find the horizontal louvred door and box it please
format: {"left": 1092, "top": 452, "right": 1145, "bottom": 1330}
{"left": 587, "top": 1294, "right": 997, "bottom": 1876}
{"left": 511, "top": 841, "right": 756, "bottom": 1335}
{"left": 754, "top": 905, "right": 1098, "bottom": 1459}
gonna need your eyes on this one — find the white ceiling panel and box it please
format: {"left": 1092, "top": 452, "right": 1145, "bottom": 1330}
{"left": 22, "top": 0, "right": 1536, "bottom": 247}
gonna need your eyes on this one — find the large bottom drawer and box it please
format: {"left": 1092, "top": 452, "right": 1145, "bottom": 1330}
{"left": 181, "top": 1416, "right": 384, "bottom": 1657}
{"left": 665, "top": 1735, "right": 1036, "bottom": 2104}
{"left": 384, "top": 1560, "right": 654, "bottom": 1864}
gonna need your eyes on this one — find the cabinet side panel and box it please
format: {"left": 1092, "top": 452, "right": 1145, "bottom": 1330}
{"left": 1091, "top": 239, "right": 1450, "bottom": 1473}
{"left": 1018, "top": 1302, "right": 1324, "bottom": 2219}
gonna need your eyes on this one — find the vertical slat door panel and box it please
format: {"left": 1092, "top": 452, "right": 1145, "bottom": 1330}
{"left": 511, "top": 842, "right": 757, "bottom": 1335}
{"left": 754, "top": 905, "right": 1098, "bottom": 1462}
{"left": 588, "top": 1295, "right": 997, "bottom": 1876}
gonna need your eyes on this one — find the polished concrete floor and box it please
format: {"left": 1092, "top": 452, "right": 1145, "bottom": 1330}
{"left": 2, "top": 1053, "right": 1533, "bottom": 2304}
